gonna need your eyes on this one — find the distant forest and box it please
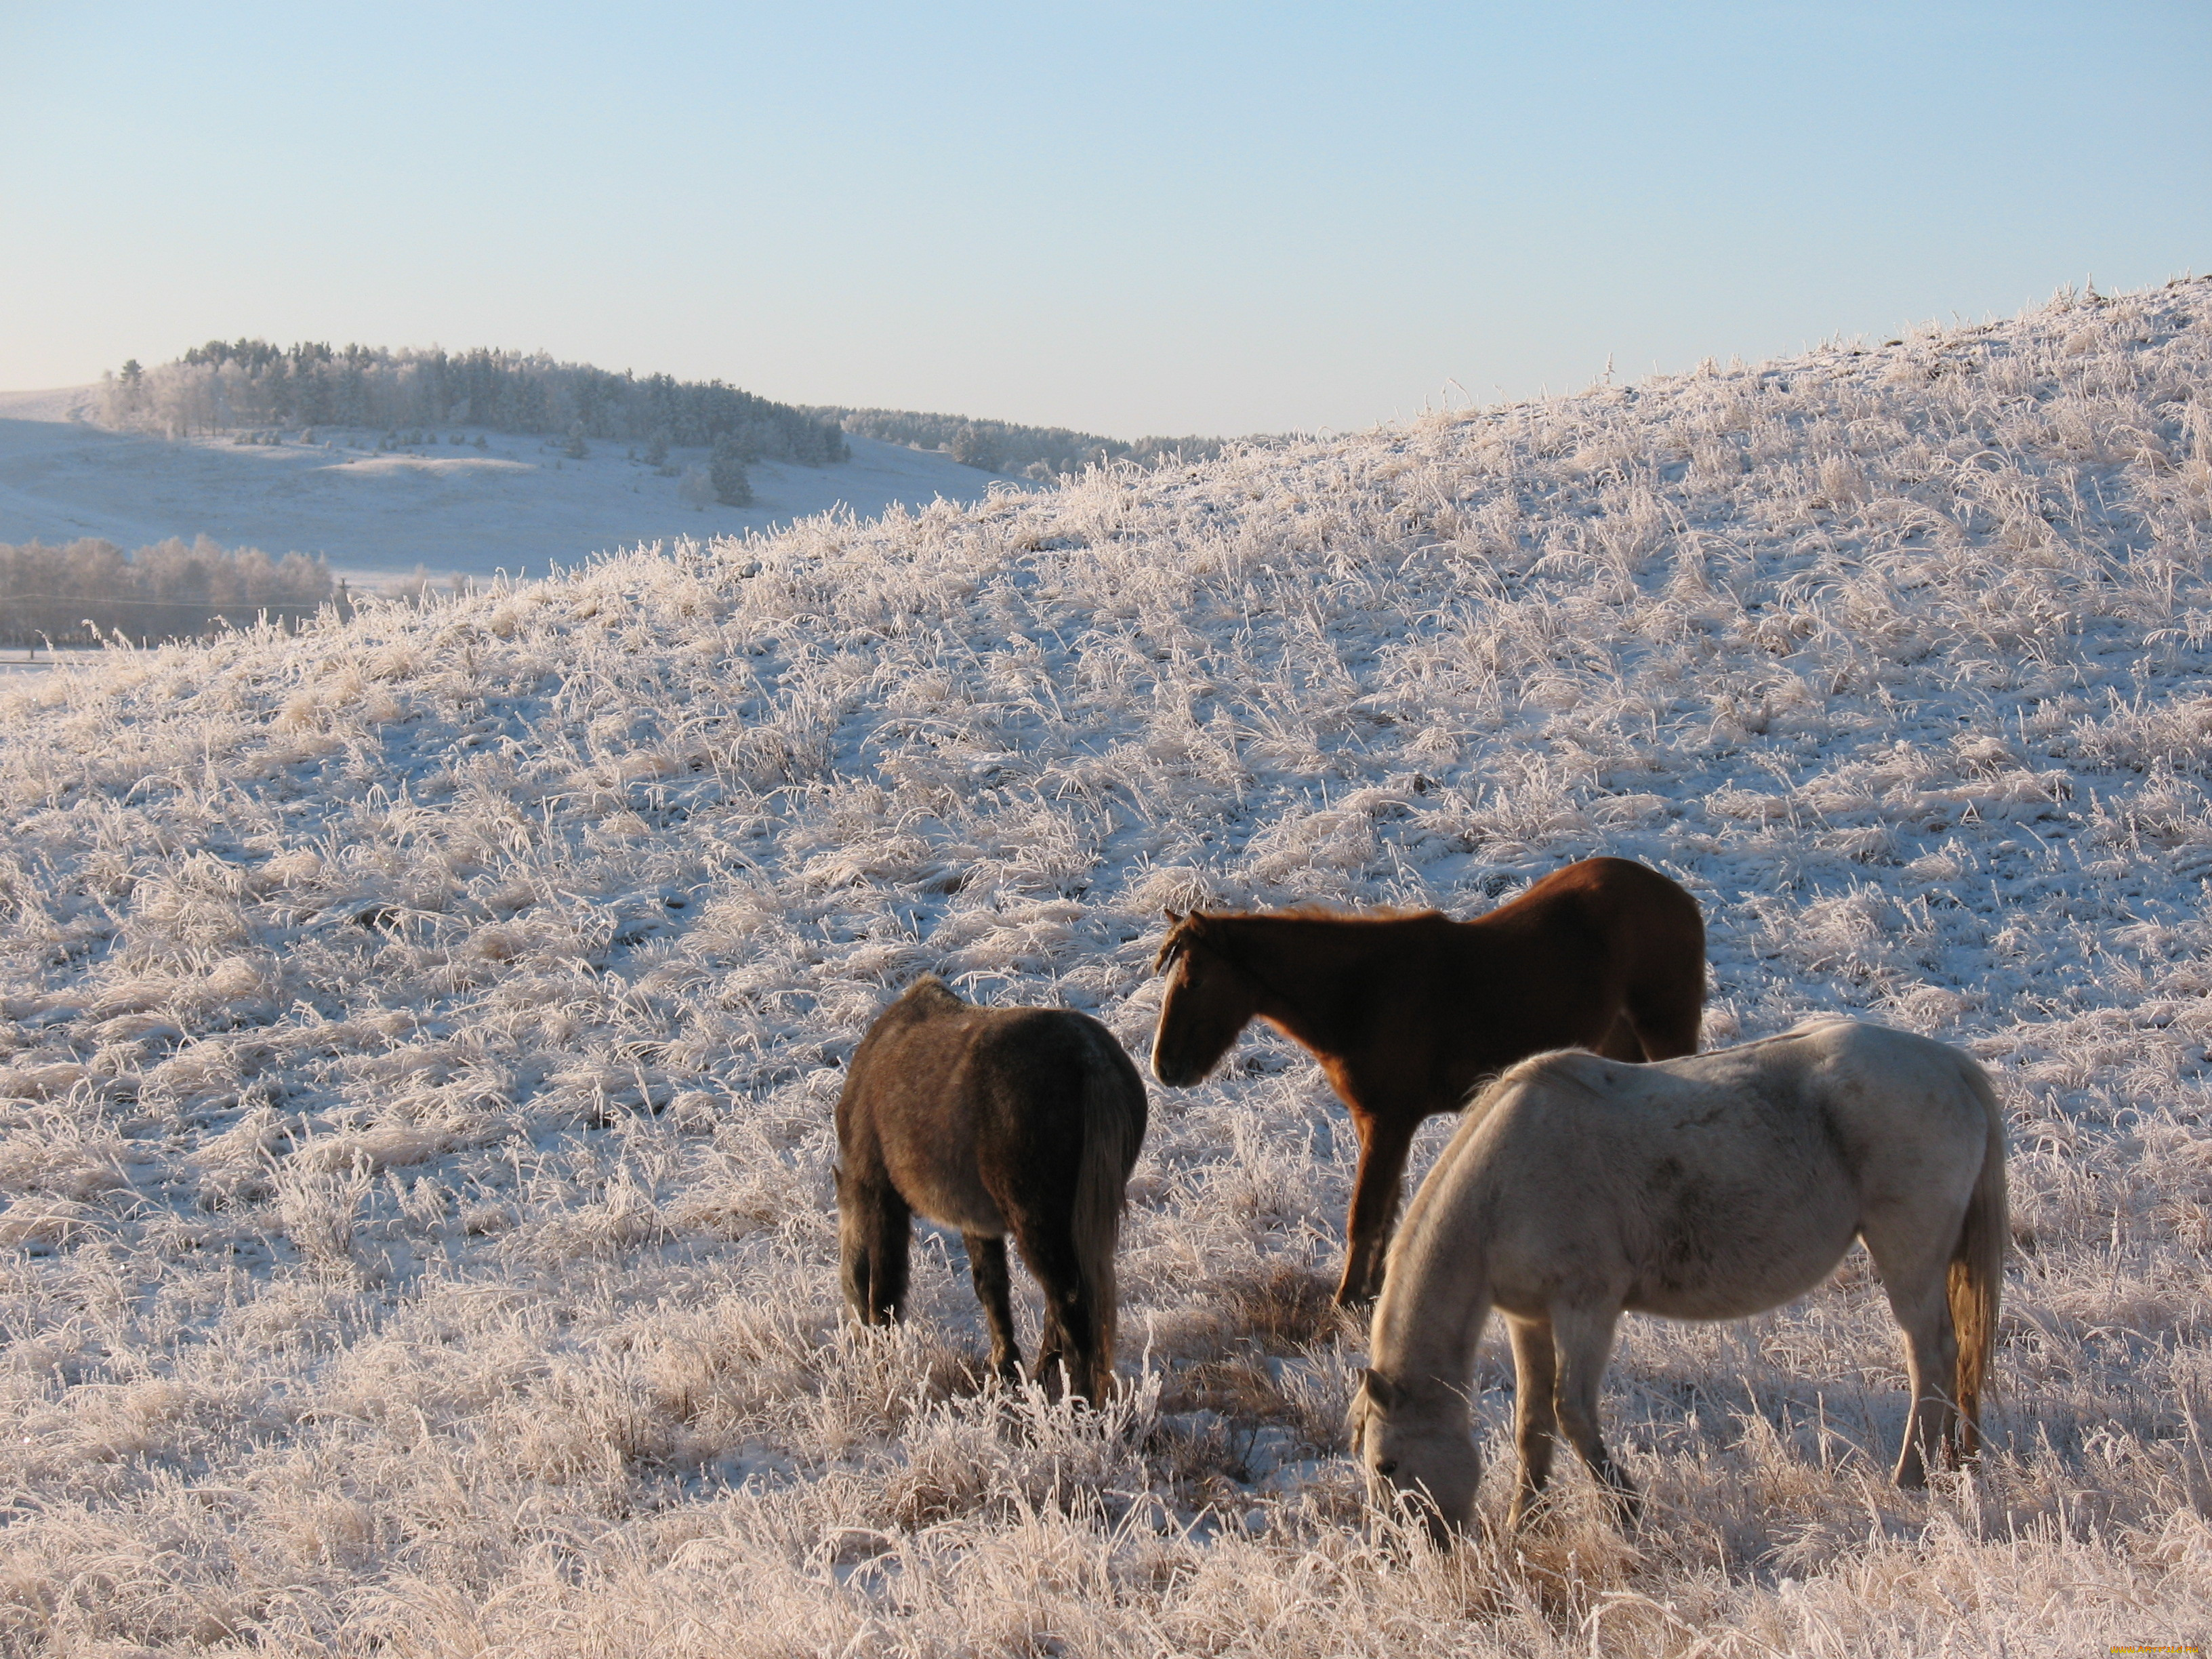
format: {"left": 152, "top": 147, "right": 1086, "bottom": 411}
{"left": 803, "top": 407, "right": 1229, "bottom": 481}
{"left": 0, "top": 537, "right": 342, "bottom": 648}
{"left": 96, "top": 340, "right": 1252, "bottom": 483}
{"left": 105, "top": 342, "right": 849, "bottom": 466}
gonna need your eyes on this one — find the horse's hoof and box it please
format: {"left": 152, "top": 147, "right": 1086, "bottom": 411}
{"left": 1506, "top": 1489, "right": 1553, "bottom": 1530}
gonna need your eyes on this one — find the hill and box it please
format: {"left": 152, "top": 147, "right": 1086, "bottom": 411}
{"left": 0, "top": 384, "right": 1028, "bottom": 584}
{"left": 1, "top": 280, "right": 2209, "bottom": 1651}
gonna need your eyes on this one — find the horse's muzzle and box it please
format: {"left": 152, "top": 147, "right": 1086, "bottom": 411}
{"left": 1151, "top": 1052, "right": 1208, "bottom": 1087}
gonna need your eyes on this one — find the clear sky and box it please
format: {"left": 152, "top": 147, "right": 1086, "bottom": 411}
{"left": 3, "top": 2, "right": 2207, "bottom": 438}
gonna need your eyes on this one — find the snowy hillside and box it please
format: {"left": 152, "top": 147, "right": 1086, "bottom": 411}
{"left": 0, "top": 388, "right": 1025, "bottom": 583}
{"left": 3, "top": 279, "right": 2211, "bottom": 1652}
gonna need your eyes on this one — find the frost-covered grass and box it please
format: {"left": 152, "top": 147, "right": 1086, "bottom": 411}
{"left": 3, "top": 280, "right": 2212, "bottom": 1654}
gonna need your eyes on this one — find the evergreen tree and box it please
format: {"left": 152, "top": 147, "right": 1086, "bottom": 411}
{"left": 709, "top": 436, "right": 752, "bottom": 506}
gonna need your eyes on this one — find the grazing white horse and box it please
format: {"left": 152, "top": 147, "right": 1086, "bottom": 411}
{"left": 1349, "top": 1019, "right": 2006, "bottom": 1536}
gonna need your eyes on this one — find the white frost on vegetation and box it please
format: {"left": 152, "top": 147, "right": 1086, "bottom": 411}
{"left": 3, "top": 282, "right": 2212, "bottom": 1652}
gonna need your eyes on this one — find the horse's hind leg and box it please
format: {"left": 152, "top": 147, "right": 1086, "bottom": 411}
{"left": 1623, "top": 975, "right": 1704, "bottom": 1061}
{"left": 1860, "top": 1229, "right": 1961, "bottom": 1486}
{"left": 838, "top": 1176, "right": 912, "bottom": 1326}
{"left": 1505, "top": 1314, "right": 1561, "bottom": 1528}
{"left": 1593, "top": 1014, "right": 1644, "bottom": 1063}
{"left": 1892, "top": 1296, "right": 1959, "bottom": 1488}
{"left": 964, "top": 1233, "right": 1023, "bottom": 1383}
{"left": 1551, "top": 1304, "right": 1640, "bottom": 1525}
{"left": 1012, "top": 1221, "right": 1102, "bottom": 1403}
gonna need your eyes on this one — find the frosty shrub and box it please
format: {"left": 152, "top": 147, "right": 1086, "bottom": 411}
{"left": 676, "top": 465, "right": 717, "bottom": 510}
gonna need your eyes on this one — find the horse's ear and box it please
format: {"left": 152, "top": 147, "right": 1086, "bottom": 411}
{"left": 1361, "top": 1367, "right": 1397, "bottom": 1410}
{"left": 1164, "top": 908, "right": 1183, "bottom": 924}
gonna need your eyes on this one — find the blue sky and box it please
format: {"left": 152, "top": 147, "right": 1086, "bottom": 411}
{"left": 3, "top": 2, "right": 2207, "bottom": 436}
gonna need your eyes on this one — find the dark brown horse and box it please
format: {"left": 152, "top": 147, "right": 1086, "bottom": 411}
{"left": 1151, "top": 857, "right": 1705, "bottom": 1307}
{"left": 836, "top": 976, "right": 1149, "bottom": 1404}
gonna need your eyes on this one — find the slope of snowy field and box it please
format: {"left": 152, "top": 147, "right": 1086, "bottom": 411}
{"left": 3, "top": 281, "right": 2212, "bottom": 1653}
{"left": 0, "top": 388, "right": 1025, "bottom": 583}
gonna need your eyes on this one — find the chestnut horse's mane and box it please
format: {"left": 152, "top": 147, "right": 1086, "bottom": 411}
{"left": 1265, "top": 903, "right": 1439, "bottom": 922}
{"left": 1153, "top": 903, "right": 1444, "bottom": 971}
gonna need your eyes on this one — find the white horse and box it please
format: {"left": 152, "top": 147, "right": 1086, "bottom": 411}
{"left": 1349, "top": 1019, "right": 2006, "bottom": 1536}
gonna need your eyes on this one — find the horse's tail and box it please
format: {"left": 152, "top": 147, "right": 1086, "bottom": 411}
{"left": 1948, "top": 1054, "right": 2008, "bottom": 1461}
{"left": 1071, "top": 1028, "right": 1149, "bottom": 1395}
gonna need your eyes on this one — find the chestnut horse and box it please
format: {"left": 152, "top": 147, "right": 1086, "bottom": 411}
{"left": 836, "top": 977, "right": 1149, "bottom": 1404}
{"left": 1151, "top": 857, "right": 1704, "bottom": 1307}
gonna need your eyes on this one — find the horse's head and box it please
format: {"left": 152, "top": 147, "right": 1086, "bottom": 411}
{"left": 1149, "top": 910, "right": 1259, "bottom": 1086}
{"left": 1349, "top": 1366, "right": 1480, "bottom": 1544}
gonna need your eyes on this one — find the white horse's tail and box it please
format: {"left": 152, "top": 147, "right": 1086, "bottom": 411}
{"left": 1948, "top": 1056, "right": 2008, "bottom": 1460}
{"left": 1071, "top": 1031, "right": 1147, "bottom": 1391}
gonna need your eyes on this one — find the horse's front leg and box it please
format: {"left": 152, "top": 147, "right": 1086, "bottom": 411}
{"left": 1336, "top": 1107, "right": 1419, "bottom": 1308}
{"left": 1504, "top": 1315, "right": 1560, "bottom": 1528}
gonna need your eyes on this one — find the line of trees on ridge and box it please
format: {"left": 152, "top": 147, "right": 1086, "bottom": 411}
{"left": 802, "top": 407, "right": 1233, "bottom": 482}
{"left": 0, "top": 537, "right": 344, "bottom": 648}
{"left": 104, "top": 342, "right": 849, "bottom": 467}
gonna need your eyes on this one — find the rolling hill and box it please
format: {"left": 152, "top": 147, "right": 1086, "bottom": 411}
{"left": 1, "top": 279, "right": 2209, "bottom": 1652}
{"left": 0, "top": 384, "right": 1031, "bottom": 585}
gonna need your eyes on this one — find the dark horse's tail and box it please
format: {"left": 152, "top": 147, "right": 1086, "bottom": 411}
{"left": 1949, "top": 1054, "right": 2008, "bottom": 1461}
{"left": 1071, "top": 1026, "right": 1148, "bottom": 1394}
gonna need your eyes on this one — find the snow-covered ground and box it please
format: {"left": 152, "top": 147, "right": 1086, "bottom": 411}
{"left": 2, "top": 281, "right": 2211, "bottom": 1652}
{"left": 0, "top": 647, "right": 97, "bottom": 678}
{"left": 0, "top": 386, "right": 1027, "bottom": 584}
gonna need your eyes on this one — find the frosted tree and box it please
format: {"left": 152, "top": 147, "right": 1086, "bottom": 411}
{"left": 709, "top": 436, "right": 753, "bottom": 506}
{"left": 950, "top": 421, "right": 1003, "bottom": 472}
{"left": 0, "top": 535, "right": 334, "bottom": 646}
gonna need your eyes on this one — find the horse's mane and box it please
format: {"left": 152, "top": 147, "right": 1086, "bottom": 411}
{"left": 1269, "top": 903, "right": 1438, "bottom": 922}
{"left": 1153, "top": 904, "right": 1445, "bottom": 971}
{"left": 897, "top": 974, "right": 966, "bottom": 1010}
